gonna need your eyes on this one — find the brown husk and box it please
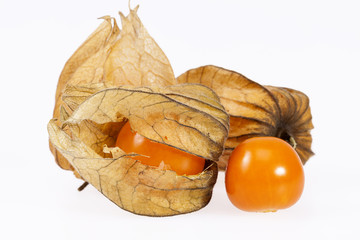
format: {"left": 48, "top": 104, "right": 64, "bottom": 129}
{"left": 48, "top": 83, "right": 229, "bottom": 216}
{"left": 177, "top": 65, "right": 314, "bottom": 170}
{"left": 48, "top": 7, "right": 230, "bottom": 216}
{"left": 50, "top": 7, "right": 177, "bottom": 173}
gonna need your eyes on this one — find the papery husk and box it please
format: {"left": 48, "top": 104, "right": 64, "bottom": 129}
{"left": 50, "top": 6, "right": 177, "bottom": 174}
{"left": 48, "top": 84, "right": 228, "bottom": 216}
{"left": 177, "top": 65, "right": 314, "bottom": 170}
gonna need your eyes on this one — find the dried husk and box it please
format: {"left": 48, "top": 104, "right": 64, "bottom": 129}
{"left": 177, "top": 65, "right": 314, "bottom": 170}
{"left": 49, "top": 7, "right": 230, "bottom": 216}
{"left": 51, "top": 6, "right": 177, "bottom": 174}
{"left": 48, "top": 84, "right": 229, "bottom": 216}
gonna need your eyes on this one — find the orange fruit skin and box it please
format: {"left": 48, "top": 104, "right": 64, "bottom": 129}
{"left": 225, "top": 137, "right": 305, "bottom": 212}
{"left": 116, "top": 122, "right": 205, "bottom": 175}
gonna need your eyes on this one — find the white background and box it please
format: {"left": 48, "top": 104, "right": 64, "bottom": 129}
{"left": 1, "top": 0, "right": 359, "bottom": 239}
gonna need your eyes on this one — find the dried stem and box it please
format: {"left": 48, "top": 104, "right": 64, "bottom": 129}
{"left": 78, "top": 181, "right": 89, "bottom": 191}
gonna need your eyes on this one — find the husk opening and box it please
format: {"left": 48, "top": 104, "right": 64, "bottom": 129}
{"left": 49, "top": 84, "right": 228, "bottom": 216}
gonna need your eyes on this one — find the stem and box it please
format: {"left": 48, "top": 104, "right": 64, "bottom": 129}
{"left": 277, "top": 129, "right": 297, "bottom": 149}
{"left": 289, "top": 136, "right": 297, "bottom": 149}
{"left": 78, "top": 181, "right": 89, "bottom": 191}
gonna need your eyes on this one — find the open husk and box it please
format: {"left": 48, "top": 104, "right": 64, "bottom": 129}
{"left": 50, "top": 6, "right": 177, "bottom": 173}
{"left": 48, "top": 7, "right": 230, "bottom": 216}
{"left": 177, "top": 65, "right": 314, "bottom": 170}
{"left": 48, "top": 84, "right": 229, "bottom": 216}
